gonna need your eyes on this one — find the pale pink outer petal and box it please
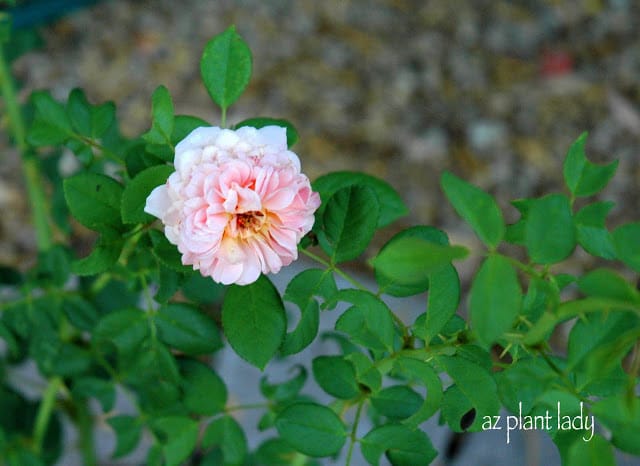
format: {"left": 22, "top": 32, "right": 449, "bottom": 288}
{"left": 144, "top": 185, "right": 171, "bottom": 219}
{"left": 257, "top": 126, "right": 288, "bottom": 151}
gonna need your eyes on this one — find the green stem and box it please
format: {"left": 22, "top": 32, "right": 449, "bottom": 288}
{"left": 345, "top": 400, "right": 364, "bottom": 466}
{"left": 502, "top": 254, "right": 542, "bottom": 279}
{"left": 0, "top": 45, "right": 53, "bottom": 251}
{"left": 221, "top": 106, "right": 227, "bottom": 128}
{"left": 72, "top": 134, "right": 123, "bottom": 164}
{"left": 33, "top": 377, "right": 63, "bottom": 454}
{"left": 299, "top": 248, "right": 368, "bottom": 291}
{"left": 225, "top": 402, "right": 270, "bottom": 413}
{"left": 76, "top": 400, "right": 97, "bottom": 466}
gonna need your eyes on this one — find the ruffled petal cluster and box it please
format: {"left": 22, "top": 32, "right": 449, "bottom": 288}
{"left": 145, "top": 126, "right": 320, "bottom": 285}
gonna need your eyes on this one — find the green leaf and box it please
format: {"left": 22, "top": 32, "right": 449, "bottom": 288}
{"left": 180, "top": 360, "right": 227, "bottom": 416}
{"left": 360, "top": 424, "right": 437, "bottom": 466}
{"left": 200, "top": 25, "right": 252, "bottom": 110}
{"left": 148, "top": 229, "right": 191, "bottom": 273}
{"left": 254, "top": 438, "right": 304, "bottom": 466}
{"left": 345, "top": 352, "right": 382, "bottom": 392}
{"left": 469, "top": 255, "right": 522, "bottom": 347}
{"left": 155, "top": 303, "right": 222, "bottom": 355}
{"left": 202, "top": 416, "right": 248, "bottom": 465}
{"left": 334, "top": 289, "right": 396, "bottom": 353}
{"left": 438, "top": 355, "right": 500, "bottom": 431}
{"left": 121, "top": 164, "right": 173, "bottom": 224}
{"left": 375, "top": 226, "right": 447, "bottom": 296}
{"left": 31, "top": 339, "right": 92, "bottom": 377}
{"left": 67, "top": 88, "right": 92, "bottom": 136}
{"left": 574, "top": 201, "right": 616, "bottom": 259}
{"left": 575, "top": 201, "right": 614, "bottom": 227}
{"left": 155, "top": 264, "right": 182, "bottom": 303}
{"left": 91, "top": 101, "right": 116, "bottom": 138}
{"left": 125, "top": 342, "right": 182, "bottom": 413}
{"left": 27, "top": 118, "right": 69, "bottom": 146}
{"left": 372, "top": 236, "right": 467, "bottom": 290}
{"left": 0, "top": 321, "right": 19, "bottom": 358}
{"left": 153, "top": 416, "right": 199, "bottom": 466}
{"left": 612, "top": 222, "right": 640, "bottom": 272}
{"left": 94, "top": 309, "right": 149, "bottom": 355}
{"left": 577, "top": 268, "right": 639, "bottom": 303}
{"left": 371, "top": 386, "right": 423, "bottom": 420}
{"left": 275, "top": 403, "right": 346, "bottom": 457}
{"left": 504, "top": 198, "right": 532, "bottom": 245}
{"left": 222, "top": 275, "right": 286, "bottom": 369}
{"left": 591, "top": 395, "right": 640, "bottom": 455}
{"left": 495, "top": 357, "right": 556, "bottom": 414}
{"left": 522, "top": 277, "right": 556, "bottom": 324}
{"left": 72, "top": 377, "right": 115, "bottom": 412}
{"left": 312, "top": 356, "right": 359, "bottom": 399}
{"left": 36, "top": 244, "right": 71, "bottom": 287}
{"left": 147, "top": 444, "right": 164, "bottom": 466}
{"left": 107, "top": 416, "right": 142, "bottom": 459}
{"left": 63, "top": 173, "right": 124, "bottom": 232}
{"left": 313, "top": 171, "right": 408, "bottom": 228}
{"left": 525, "top": 193, "right": 575, "bottom": 264}
{"left": 563, "top": 132, "right": 618, "bottom": 197}
{"left": 61, "top": 295, "right": 99, "bottom": 331}
{"left": 27, "top": 91, "right": 72, "bottom": 146}
{"left": 260, "top": 365, "right": 307, "bottom": 402}
{"left": 235, "top": 117, "right": 299, "bottom": 147}
{"left": 71, "top": 229, "right": 123, "bottom": 276}
{"left": 281, "top": 269, "right": 337, "bottom": 355}
{"left": 576, "top": 226, "right": 616, "bottom": 259}
{"left": 143, "top": 85, "right": 175, "bottom": 145}
{"left": 171, "top": 115, "right": 210, "bottom": 145}
{"left": 441, "top": 171, "right": 504, "bottom": 249}
{"left": 180, "top": 271, "right": 226, "bottom": 304}
{"left": 393, "top": 358, "right": 443, "bottom": 427}
{"left": 423, "top": 264, "right": 460, "bottom": 343}
{"left": 567, "top": 311, "right": 639, "bottom": 372}
{"left": 321, "top": 185, "right": 379, "bottom": 263}
{"left": 567, "top": 434, "right": 615, "bottom": 466}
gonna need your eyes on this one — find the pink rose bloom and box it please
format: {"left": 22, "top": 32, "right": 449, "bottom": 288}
{"left": 144, "top": 126, "right": 320, "bottom": 285}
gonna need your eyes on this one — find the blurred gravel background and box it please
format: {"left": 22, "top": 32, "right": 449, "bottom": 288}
{"left": 1, "top": 0, "right": 640, "bottom": 465}
{"left": 3, "top": 0, "right": 640, "bottom": 268}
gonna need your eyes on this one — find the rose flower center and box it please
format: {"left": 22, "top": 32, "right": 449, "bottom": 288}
{"left": 234, "top": 210, "right": 266, "bottom": 238}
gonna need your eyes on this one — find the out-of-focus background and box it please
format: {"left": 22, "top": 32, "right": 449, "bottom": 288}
{"left": 1, "top": 1, "right": 640, "bottom": 465}
{"left": 3, "top": 0, "right": 640, "bottom": 269}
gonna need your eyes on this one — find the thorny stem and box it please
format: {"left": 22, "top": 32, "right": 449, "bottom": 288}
{"left": 0, "top": 46, "right": 53, "bottom": 251}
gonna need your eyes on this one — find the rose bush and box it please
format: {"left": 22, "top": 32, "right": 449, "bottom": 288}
{"left": 1, "top": 23, "right": 639, "bottom": 466}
